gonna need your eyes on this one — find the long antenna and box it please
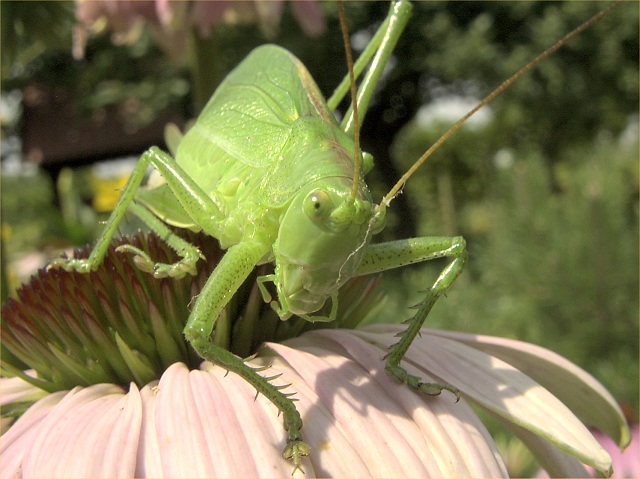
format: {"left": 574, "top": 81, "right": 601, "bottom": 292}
{"left": 381, "top": 0, "right": 623, "bottom": 207}
{"left": 338, "top": 0, "right": 361, "bottom": 203}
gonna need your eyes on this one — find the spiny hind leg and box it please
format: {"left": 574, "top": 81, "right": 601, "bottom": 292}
{"left": 356, "top": 236, "right": 467, "bottom": 398}
{"left": 183, "top": 242, "right": 310, "bottom": 472}
{"left": 192, "top": 339, "right": 311, "bottom": 472}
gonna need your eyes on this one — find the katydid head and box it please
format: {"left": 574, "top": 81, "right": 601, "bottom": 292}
{"left": 262, "top": 0, "right": 387, "bottom": 319}
{"left": 273, "top": 178, "right": 383, "bottom": 316}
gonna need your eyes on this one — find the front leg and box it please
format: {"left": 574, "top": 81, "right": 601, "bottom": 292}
{"left": 183, "top": 241, "right": 311, "bottom": 472}
{"left": 356, "top": 236, "right": 467, "bottom": 399}
{"left": 48, "top": 149, "right": 154, "bottom": 273}
{"left": 48, "top": 147, "right": 218, "bottom": 278}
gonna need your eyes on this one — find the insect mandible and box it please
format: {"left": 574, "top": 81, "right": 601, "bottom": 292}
{"left": 49, "top": 0, "right": 623, "bottom": 470}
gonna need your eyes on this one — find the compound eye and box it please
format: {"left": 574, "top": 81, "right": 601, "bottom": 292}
{"left": 303, "top": 189, "right": 334, "bottom": 221}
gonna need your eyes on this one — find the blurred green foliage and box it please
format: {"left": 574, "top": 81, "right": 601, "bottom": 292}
{"left": 1, "top": 2, "right": 74, "bottom": 74}
{"left": 2, "top": 1, "right": 638, "bottom": 418}
{"left": 2, "top": 1, "right": 190, "bottom": 131}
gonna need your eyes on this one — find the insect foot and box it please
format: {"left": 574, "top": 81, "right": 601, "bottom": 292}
{"left": 47, "top": 256, "right": 94, "bottom": 274}
{"left": 283, "top": 439, "right": 312, "bottom": 475}
{"left": 116, "top": 244, "right": 200, "bottom": 278}
{"left": 417, "top": 381, "right": 461, "bottom": 402}
{"left": 386, "top": 362, "right": 461, "bottom": 402}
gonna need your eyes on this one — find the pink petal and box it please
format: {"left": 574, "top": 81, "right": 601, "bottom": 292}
{"left": 291, "top": 1, "right": 326, "bottom": 37}
{"left": 21, "top": 383, "right": 142, "bottom": 477}
{"left": 272, "top": 343, "right": 429, "bottom": 476}
{"left": 280, "top": 330, "right": 507, "bottom": 477}
{"left": 0, "top": 372, "right": 46, "bottom": 406}
{"left": 239, "top": 357, "right": 373, "bottom": 477}
{"left": 153, "top": 363, "right": 216, "bottom": 477}
{"left": 189, "top": 2, "right": 228, "bottom": 38}
{"left": 314, "top": 333, "right": 506, "bottom": 476}
{"left": 200, "top": 362, "right": 305, "bottom": 477}
{"left": 590, "top": 426, "right": 640, "bottom": 478}
{"left": 151, "top": 362, "right": 294, "bottom": 477}
{"left": 0, "top": 391, "right": 67, "bottom": 478}
{"left": 427, "top": 328, "right": 629, "bottom": 447}
{"left": 254, "top": 1, "right": 284, "bottom": 38}
{"left": 352, "top": 325, "right": 613, "bottom": 474}
{"left": 154, "top": 0, "right": 173, "bottom": 26}
{"left": 191, "top": 1, "right": 257, "bottom": 38}
{"left": 189, "top": 367, "right": 261, "bottom": 476}
{"left": 509, "top": 420, "right": 591, "bottom": 477}
{"left": 135, "top": 381, "right": 163, "bottom": 477}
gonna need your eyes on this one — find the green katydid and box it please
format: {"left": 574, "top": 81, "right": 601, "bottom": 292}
{"left": 49, "top": 0, "right": 623, "bottom": 470}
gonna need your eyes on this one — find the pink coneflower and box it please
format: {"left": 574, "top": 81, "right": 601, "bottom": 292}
{"left": 588, "top": 424, "right": 639, "bottom": 478}
{"left": 1, "top": 232, "right": 629, "bottom": 477}
{"left": 73, "top": 0, "right": 326, "bottom": 60}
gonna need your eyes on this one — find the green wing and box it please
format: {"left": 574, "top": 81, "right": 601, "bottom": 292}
{"left": 174, "top": 45, "right": 351, "bottom": 206}
{"left": 135, "top": 183, "right": 200, "bottom": 231}
{"left": 194, "top": 45, "right": 330, "bottom": 164}
{"left": 139, "top": 45, "right": 357, "bottom": 231}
